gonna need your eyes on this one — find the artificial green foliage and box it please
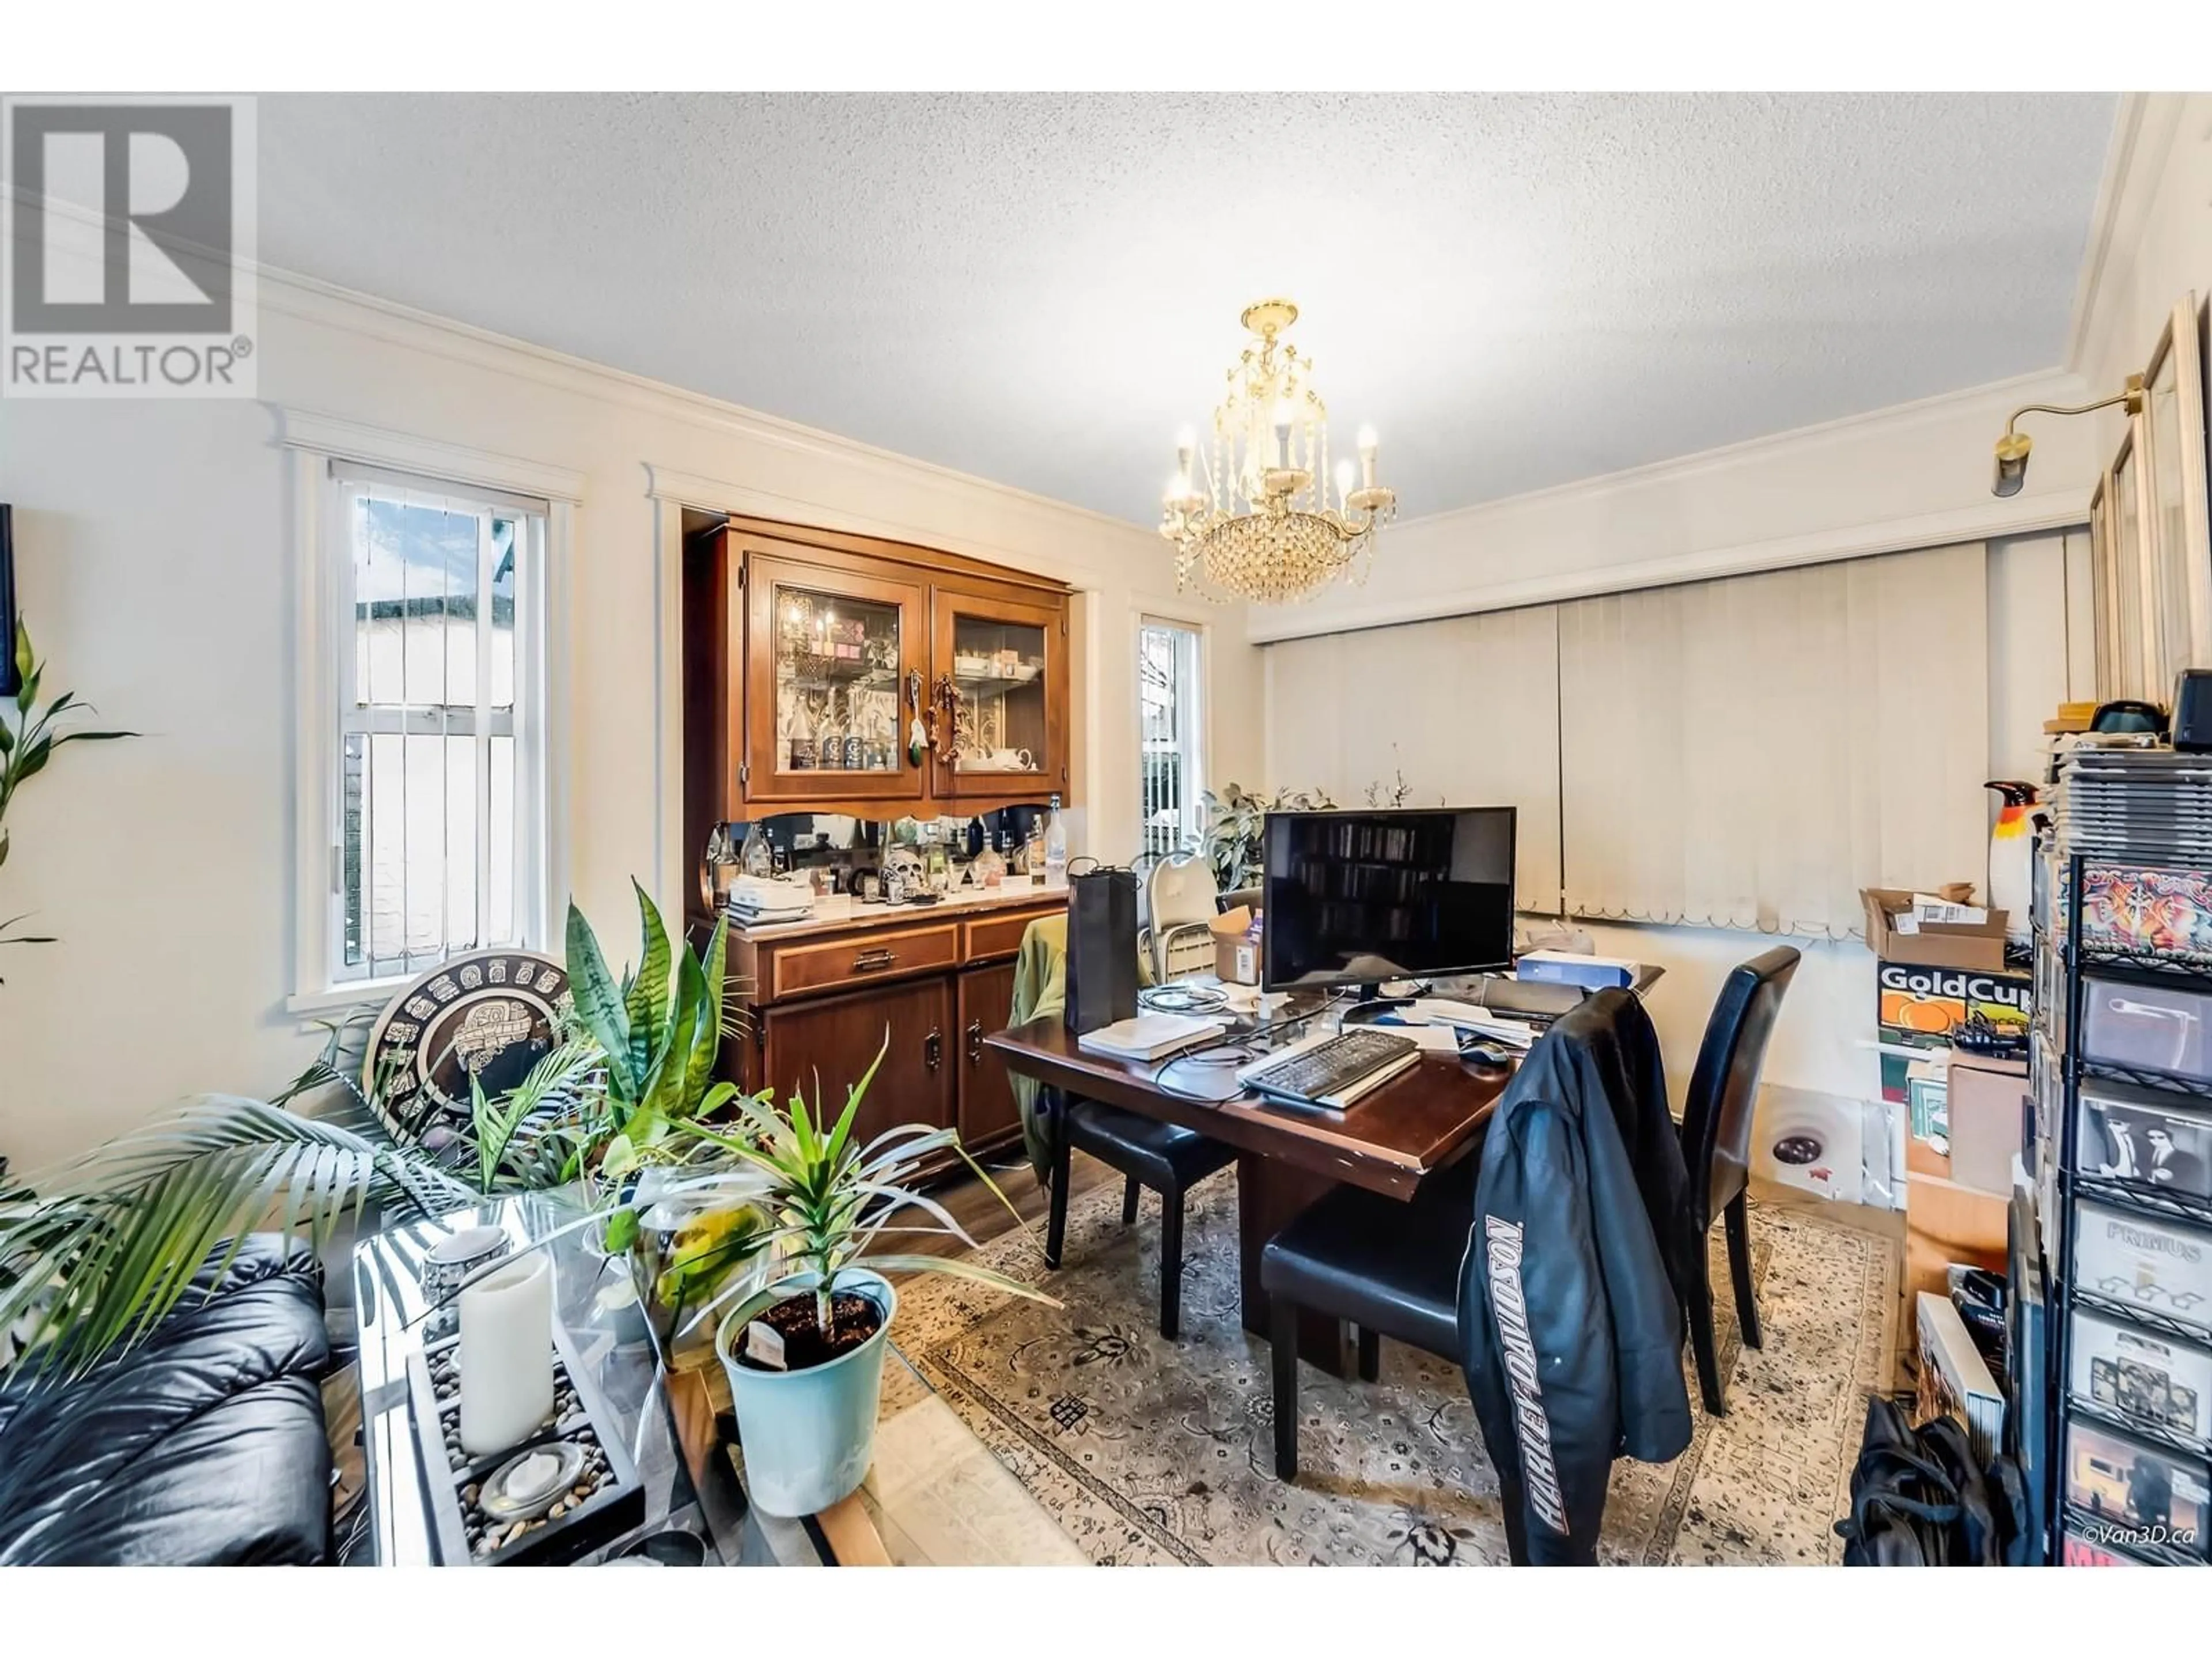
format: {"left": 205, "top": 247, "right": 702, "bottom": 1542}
{"left": 0, "top": 618, "right": 135, "bottom": 977}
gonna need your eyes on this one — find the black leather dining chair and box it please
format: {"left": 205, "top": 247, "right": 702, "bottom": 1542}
{"left": 1044, "top": 1090, "right": 1235, "bottom": 1340}
{"left": 1675, "top": 946, "right": 1800, "bottom": 1416}
{"left": 1257, "top": 1162, "right": 1477, "bottom": 1479}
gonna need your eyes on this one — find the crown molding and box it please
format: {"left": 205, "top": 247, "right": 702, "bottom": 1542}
{"left": 252, "top": 262, "right": 1153, "bottom": 547}
{"left": 1245, "top": 487, "right": 2089, "bottom": 645}
{"left": 639, "top": 461, "right": 1111, "bottom": 591}
{"left": 1379, "top": 365, "right": 2084, "bottom": 541}
{"left": 272, "top": 406, "right": 585, "bottom": 502}
{"left": 2065, "top": 92, "right": 2152, "bottom": 373}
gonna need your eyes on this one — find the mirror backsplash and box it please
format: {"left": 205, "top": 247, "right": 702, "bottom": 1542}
{"left": 702, "top": 805, "right": 1051, "bottom": 904}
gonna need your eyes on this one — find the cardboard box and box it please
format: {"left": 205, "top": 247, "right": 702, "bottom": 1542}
{"left": 1904, "top": 1171, "right": 2009, "bottom": 1303}
{"left": 1945, "top": 1051, "right": 2029, "bottom": 1196}
{"left": 1861, "top": 887, "right": 2011, "bottom": 974}
{"left": 1209, "top": 906, "right": 1259, "bottom": 986}
{"left": 1876, "top": 958, "right": 2032, "bottom": 1105}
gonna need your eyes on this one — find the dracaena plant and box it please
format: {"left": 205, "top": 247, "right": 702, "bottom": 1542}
{"left": 0, "top": 618, "right": 135, "bottom": 978}
{"left": 669, "top": 1037, "right": 1057, "bottom": 1339}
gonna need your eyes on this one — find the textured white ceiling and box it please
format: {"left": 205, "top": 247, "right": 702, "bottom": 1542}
{"left": 257, "top": 92, "right": 2114, "bottom": 525}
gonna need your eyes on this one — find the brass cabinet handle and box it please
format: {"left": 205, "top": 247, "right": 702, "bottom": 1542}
{"left": 853, "top": 948, "right": 897, "bottom": 972}
{"left": 925, "top": 1027, "right": 943, "bottom": 1072}
{"left": 966, "top": 1020, "right": 983, "bottom": 1064}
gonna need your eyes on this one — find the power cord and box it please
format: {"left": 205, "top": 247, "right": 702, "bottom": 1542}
{"left": 1138, "top": 981, "right": 1232, "bottom": 1015}
{"left": 1149, "top": 1010, "right": 1319, "bottom": 1104}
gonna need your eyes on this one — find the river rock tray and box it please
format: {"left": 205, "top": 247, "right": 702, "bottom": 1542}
{"left": 406, "top": 1320, "right": 643, "bottom": 1565}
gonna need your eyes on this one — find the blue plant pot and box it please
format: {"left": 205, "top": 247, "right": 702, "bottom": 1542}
{"left": 714, "top": 1270, "right": 896, "bottom": 1517}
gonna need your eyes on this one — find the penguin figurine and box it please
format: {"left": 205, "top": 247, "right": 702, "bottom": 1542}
{"left": 1984, "top": 781, "right": 2037, "bottom": 949}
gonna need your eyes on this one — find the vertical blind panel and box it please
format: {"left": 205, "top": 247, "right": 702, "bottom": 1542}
{"left": 1560, "top": 541, "right": 1988, "bottom": 935}
{"left": 1264, "top": 605, "right": 1565, "bottom": 912}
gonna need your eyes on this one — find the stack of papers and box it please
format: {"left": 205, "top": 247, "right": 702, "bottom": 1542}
{"left": 1402, "top": 999, "right": 1540, "bottom": 1049}
{"left": 725, "top": 877, "right": 815, "bottom": 926}
{"left": 1077, "top": 1013, "right": 1228, "bottom": 1062}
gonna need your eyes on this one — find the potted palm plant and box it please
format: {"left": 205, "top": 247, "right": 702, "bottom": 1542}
{"left": 678, "top": 1043, "right": 1055, "bottom": 1517}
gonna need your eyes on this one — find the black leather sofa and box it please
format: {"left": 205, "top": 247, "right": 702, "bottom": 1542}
{"left": 0, "top": 1234, "right": 336, "bottom": 1565}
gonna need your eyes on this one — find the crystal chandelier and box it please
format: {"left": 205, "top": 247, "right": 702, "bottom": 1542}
{"left": 1159, "top": 298, "right": 1396, "bottom": 604}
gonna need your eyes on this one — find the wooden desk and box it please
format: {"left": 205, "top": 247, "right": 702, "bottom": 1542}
{"left": 985, "top": 1012, "right": 1514, "bottom": 1374}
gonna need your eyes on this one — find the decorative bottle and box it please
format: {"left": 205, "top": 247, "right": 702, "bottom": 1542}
{"left": 740, "top": 819, "right": 773, "bottom": 880}
{"left": 1043, "top": 793, "right": 1069, "bottom": 888}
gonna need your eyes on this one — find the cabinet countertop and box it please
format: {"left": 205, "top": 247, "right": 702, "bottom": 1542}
{"left": 725, "top": 882, "right": 1068, "bottom": 942}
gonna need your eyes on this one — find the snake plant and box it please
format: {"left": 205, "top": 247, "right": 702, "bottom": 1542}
{"left": 565, "top": 880, "right": 740, "bottom": 1185}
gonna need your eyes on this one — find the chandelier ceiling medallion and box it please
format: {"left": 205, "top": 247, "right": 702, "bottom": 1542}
{"left": 1159, "top": 298, "right": 1396, "bottom": 605}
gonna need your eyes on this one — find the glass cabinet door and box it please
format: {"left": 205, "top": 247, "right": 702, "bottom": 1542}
{"left": 932, "top": 589, "right": 1066, "bottom": 800}
{"left": 743, "top": 550, "right": 927, "bottom": 805}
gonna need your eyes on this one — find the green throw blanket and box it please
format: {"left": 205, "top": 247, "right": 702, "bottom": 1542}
{"left": 1006, "top": 913, "right": 1152, "bottom": 1180}
{"left": 1007, "top": 915, "right": 1069, "bottom": 1179}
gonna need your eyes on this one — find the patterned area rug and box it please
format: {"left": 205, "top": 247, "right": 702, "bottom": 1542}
{"left": 893, "top": 1171, "right": 1899, "bottom": 1565}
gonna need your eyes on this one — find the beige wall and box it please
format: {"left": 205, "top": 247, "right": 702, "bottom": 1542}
{"left": 0, "top": 271, "right": 1267, "bottom": 1169}
{"left": 2074, "top": 94, "right": 2212, "bottom": 433}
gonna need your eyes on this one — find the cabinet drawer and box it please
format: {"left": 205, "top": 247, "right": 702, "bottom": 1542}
{"left": 766, "top": 923, "right": 959, "bottom": 1001}
{"left": 961, "top": 904, "right": 1060, "bottom": 964}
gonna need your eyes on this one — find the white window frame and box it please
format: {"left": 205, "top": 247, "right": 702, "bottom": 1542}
{"left": 283, "top": 411, "right": 580, "bottom": 1015}
{"left": 1137, "top": 610, "right": 1208, "bottom": 861}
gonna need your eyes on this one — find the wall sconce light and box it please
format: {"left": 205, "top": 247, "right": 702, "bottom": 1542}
{"left": 1991, "top": 374, "right": 2145, "bottom": 497}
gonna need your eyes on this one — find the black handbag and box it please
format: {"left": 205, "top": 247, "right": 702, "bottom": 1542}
{"left": 1835, "top": 1395, "right": 2030, "bottom": 1566}
{"left": 1063, "top": 866, "right": 1139, "bottom": 1034}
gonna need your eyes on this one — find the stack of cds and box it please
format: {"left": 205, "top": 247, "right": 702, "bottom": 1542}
{"left": 2050, "top": 746, "right": 2212, "bottom": 864}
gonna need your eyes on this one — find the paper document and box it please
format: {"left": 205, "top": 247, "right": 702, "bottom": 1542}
{"left": 1910, "top": 893, "right": 1987, "bottom": 927}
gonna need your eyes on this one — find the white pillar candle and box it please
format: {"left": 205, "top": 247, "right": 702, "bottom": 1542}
{"left": 459, "top": 1254, "right": 554, "bottom": 1456}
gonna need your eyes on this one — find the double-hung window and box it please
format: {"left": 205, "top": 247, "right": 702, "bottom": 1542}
{"left": 323, "top": 461, "right": 549, "bottom": 989}
{"left": 1138, "top": 618, "right": 1205, "bottom": 859}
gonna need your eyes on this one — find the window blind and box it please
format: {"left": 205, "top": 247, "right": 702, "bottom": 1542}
{"left": 1557, "top": 541, "right": 1990, "bottom": 937}
{"left": 1263, "top": 604, "right": 1565, "bottom": 912}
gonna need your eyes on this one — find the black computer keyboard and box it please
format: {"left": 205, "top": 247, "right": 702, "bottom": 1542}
{"left": 1243, "top": 1028, "right": 1419, "bottom": 1108}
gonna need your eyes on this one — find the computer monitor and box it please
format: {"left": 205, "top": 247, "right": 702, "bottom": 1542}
{"left": 1260, "top": 806, "right": 1517, "bottom": 995}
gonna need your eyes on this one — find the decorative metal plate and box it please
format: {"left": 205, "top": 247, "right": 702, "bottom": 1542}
{"left": 362, "top": 950, "right": 571, "bottom": 1145}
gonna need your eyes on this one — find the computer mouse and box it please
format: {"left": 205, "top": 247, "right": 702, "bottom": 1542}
{"left": 1464, "top": 1042, "right": 1512, "bottom": 1069}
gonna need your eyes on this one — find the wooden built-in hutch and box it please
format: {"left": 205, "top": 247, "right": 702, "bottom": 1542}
{"left": 682, "top": 516, "right": 1075, "bottom": 1157}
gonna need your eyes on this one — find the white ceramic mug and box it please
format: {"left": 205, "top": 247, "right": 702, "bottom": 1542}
{"left": 990, "top": 747, "right": 1034, "bottom": 771}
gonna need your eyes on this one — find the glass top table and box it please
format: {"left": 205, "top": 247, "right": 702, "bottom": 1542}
{"left": 351, "top": 1193, "right": 1082, "bottom": 1567}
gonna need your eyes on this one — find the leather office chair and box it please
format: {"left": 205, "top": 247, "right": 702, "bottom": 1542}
{"left": 1044, "top": 1090, "right": 1234, "bottom": 1340}
{"left": 1675, "top": 946, "right": 1800, "bottom": 1416}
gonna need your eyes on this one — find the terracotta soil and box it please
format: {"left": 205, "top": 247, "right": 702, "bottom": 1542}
{"left": 737, "top": 1290, "right": 883, "bottom": 1372}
